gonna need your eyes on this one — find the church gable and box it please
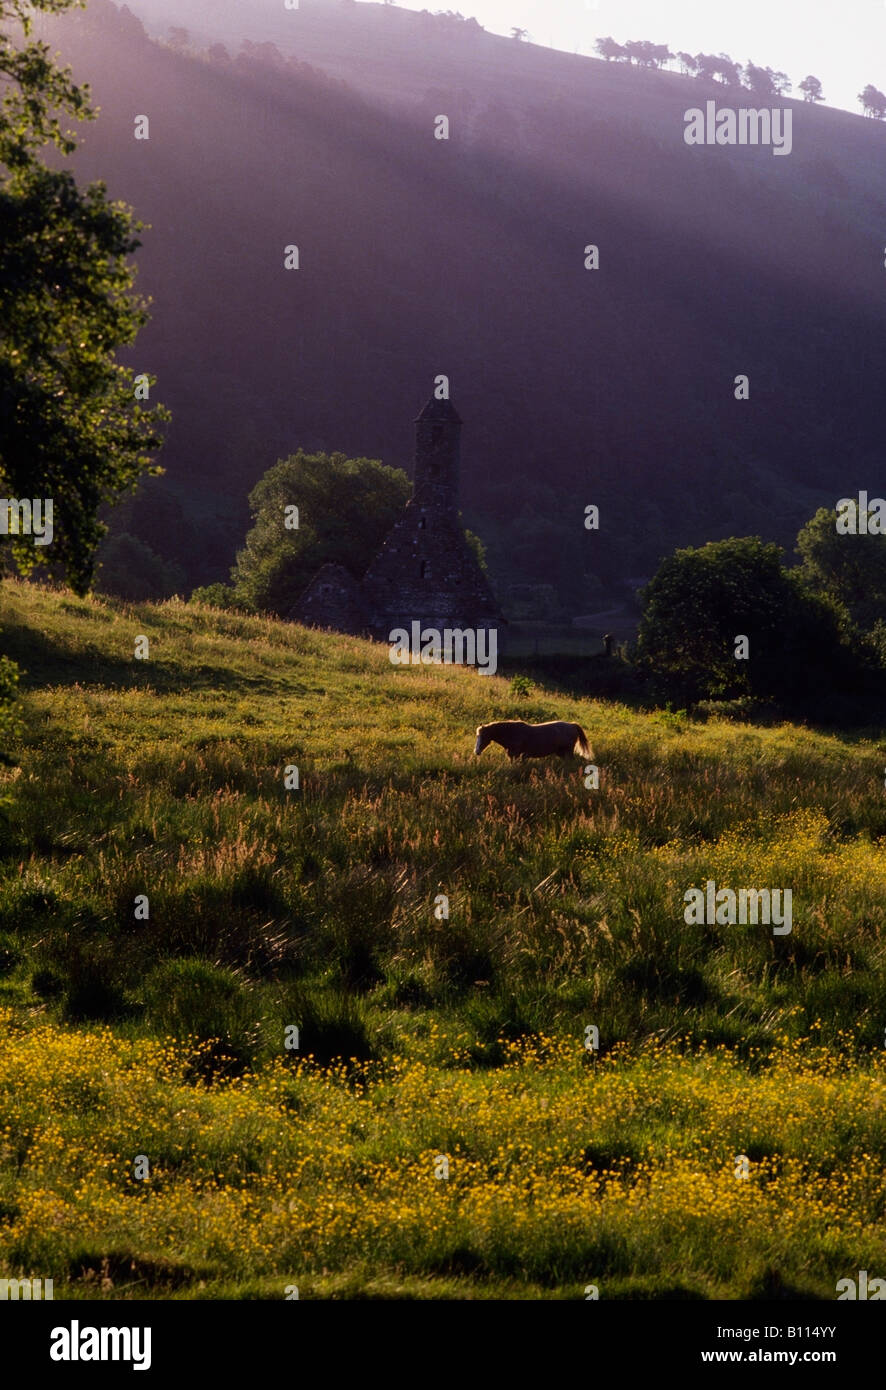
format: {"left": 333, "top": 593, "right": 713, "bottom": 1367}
{"left": 291, "top": 562, "right": 368, "bottom": 636}
{"left": 363, "top": 501, "right": 499, "bottom": 634}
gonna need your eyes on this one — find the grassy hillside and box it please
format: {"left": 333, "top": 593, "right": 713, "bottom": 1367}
{"left": 2, "top": 581, "right": 886, "bottom": 1297}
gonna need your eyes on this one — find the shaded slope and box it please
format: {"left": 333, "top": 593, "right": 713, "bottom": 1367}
{"left": 31, "top": 0, "right": 886, "bottom": 605}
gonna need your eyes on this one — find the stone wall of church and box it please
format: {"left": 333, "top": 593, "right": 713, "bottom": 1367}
{"left": 293, "top": 562, "right": 369, "bottom": 636}
{"left": 363, "top": 501, "right": 501, "bottom": 637}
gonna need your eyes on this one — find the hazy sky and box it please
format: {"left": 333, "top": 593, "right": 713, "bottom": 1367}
{"left": 390, "top": 0, "right": 885, "bottom": 115}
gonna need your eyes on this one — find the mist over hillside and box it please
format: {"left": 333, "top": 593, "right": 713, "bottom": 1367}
{"left": 37, "top": 0, "right": 886, "bottom": 611}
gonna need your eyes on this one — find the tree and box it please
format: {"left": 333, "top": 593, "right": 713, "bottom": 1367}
{"left": 0, "top": 0, "right": 167, "bottom": 594}
{"left": 798, "top": 74, "right": 824, "bottom": 103}
{"left": 743, "top": 63, "right": 791, "bottom": 96}
{"left": 464, "top": 527, "right": 488, "bottom": 574}
{"left": 795, "top": 506, "right": 886, "bottom": 631}
{"left": 677, "top": 52, "right": 697, "bottom": 75}
{"left": 635, "top": 536, "right": 858, "bottom": 709}
{"left": 632, "top": 40, "right": 670, "bottom": 69}
{"left": 859, "top": 84, "right": 886, "bottom": 118}
{"left": 510, "top": 27, "right": 529, "bottom": 41}
{"left": 694, "top": 53, "right": 722, "bottom": 83}
{"left": 711, "top": 53, "right": 740, "bottom": 85}
{"left": 94, "top": 532, "right": 186, "bottom": 601}
{"left": 0, "top": 647, "right": 20, "bottom": 768}
{"left": 230, "top": 452, "right": 411, "bottom": 616}
{"left": 743, "top": 61, "right": 776, "bottom": 97}
{"left": 238, "top": 39, "right": 287, "bottom": 69}
{"left": 594, "top": 36, "right": 625, "bottom": 63}
{"left": 189, "top": 582, "right": 243, "bottom": 612}
{"left": 167, "top": 26, "right": 190, "bottom": 48}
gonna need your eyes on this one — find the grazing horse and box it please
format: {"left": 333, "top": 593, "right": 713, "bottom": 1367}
{"left": 474, "top": 720, "right": 592, "bottom": 761}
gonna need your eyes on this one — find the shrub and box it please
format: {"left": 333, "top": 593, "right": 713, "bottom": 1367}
{"left": 94, "top": 533, "right": 185, "bottom": 601}
{"left": 280, "top": 986, "right": 375, "bottom": 1067}
{"left": 0, "top": 653, "right": 21, "bottom": 767}
{"left": 142, "top": 958, "right": 259, "bottom": 1075}
{"left": 636, "top": 536, "right": 869, "bottom": 712}
{"left": 188, "top": 582, "right": 245, "bottom": 611}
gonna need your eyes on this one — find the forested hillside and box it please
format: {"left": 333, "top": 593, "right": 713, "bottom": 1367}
{"left": 34, "top": 0, "right": 886, "bottom": 610}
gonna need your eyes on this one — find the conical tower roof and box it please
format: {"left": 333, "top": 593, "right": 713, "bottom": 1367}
{"left": 415, "top": 396, "right": 462, "bottom": 424}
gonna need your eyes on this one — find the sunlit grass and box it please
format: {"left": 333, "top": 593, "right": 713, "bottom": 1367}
{"left": 1, "top": 1016, "right": 884, "bottom": 1299}
{"left": 2, "top": 579, "right": 886, "bottom": 1296}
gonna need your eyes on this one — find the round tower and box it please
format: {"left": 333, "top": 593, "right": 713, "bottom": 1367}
{"left": 413, "top": 396, "right": 461, "bottom": 511}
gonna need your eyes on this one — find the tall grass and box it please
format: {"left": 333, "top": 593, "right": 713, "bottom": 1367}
{"left": 1, "top": 580, "right": 885, "bottom": 1295}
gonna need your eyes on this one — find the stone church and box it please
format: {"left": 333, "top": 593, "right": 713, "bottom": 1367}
{"left": 293, "top": 396, "right": 503, "bottom": 648}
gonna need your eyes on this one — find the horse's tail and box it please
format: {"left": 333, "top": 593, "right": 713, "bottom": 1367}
{"left": 574, "top": 725, "right": 592, "bottom": 759}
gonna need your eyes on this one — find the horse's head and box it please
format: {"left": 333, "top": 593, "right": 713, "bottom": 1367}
{"left": 474, "top": 724, "right": 491, "bottom": 756}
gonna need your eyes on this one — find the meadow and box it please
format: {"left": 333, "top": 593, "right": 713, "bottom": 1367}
{"left": 1, "top": 579, "right": 885, "bottom": 1298}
